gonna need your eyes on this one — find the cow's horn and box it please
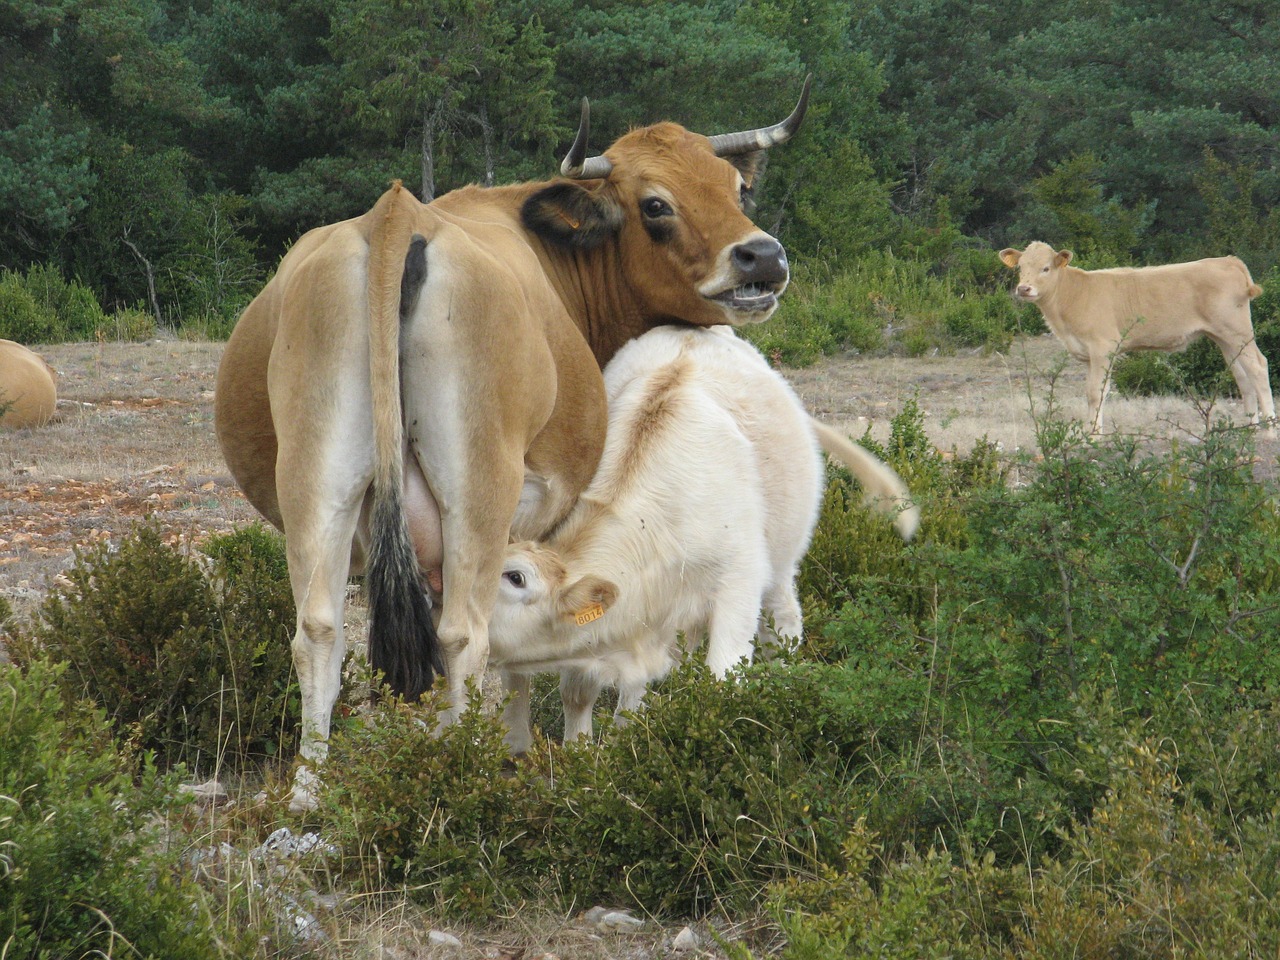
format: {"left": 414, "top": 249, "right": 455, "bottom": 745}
{"left": 707, "top": 74, "right": 812, "bottom": 157}
{"left": 560, "top": 98, "right": 614, "bottom": 180}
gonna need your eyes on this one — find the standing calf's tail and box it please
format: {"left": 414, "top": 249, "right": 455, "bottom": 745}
{"left": 810, "top": 419, "right": 920, "bottom": 540}
{"left": 365, "top": 182, "right": 444, "bottom": 700}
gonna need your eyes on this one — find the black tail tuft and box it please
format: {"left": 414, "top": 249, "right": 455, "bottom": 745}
{"left": 366, "top": 477, "right": 445, "bottom": 702}
{"left": 366, "top": 230, "right": 443, "bottom": 702}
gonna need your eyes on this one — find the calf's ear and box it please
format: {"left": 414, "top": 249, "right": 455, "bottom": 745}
{"left": 998, "top": 248, "right": 1022, "bottom": 268}
{"left": 558, "top": 575, "right": 619, "bottom": 622}
{"left": 522, "top": 181, "right": 625, "bottom": 250}
{"left": 1055, "top": 249, "right": 1073, "bottom": 267}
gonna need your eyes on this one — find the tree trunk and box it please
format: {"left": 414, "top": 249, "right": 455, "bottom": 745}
{"left": 122, "top": 232, "right": 163, "bottom": 328}
{"left": 478, "top": 104, "right": 495, "bottom": 187}
{"left": 421, "top": 105, "right": 437, "bottom": 202}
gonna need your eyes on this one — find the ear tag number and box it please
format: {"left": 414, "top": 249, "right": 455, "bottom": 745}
{"left": 573, "top": 603, "right": 605, "bottom": 626}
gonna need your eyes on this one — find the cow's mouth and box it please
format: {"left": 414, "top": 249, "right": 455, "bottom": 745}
{"left": 709, "top": 282, "right": 783, "bottom": 313}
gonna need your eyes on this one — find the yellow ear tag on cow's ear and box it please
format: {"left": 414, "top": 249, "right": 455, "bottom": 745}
{"left": 573, "top": 603, "right": 605, "bottom": 626}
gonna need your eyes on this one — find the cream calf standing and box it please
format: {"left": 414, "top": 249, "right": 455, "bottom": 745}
{"left": 1000, "top": 241, "right": 1275, "bottom": 434}
{"left": 490, "top": 325, "right": 918, "bottom": 750}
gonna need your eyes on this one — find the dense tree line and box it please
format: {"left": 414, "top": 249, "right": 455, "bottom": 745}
{"left": 3, "top": 0, "right": 1278, "bottom": 329}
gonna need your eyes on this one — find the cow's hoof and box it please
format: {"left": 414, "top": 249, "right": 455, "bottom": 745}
{"left": 288, "top": 765, "right": 321, "bottom": 814}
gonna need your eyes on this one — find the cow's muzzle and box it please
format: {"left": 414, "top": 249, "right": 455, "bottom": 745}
{"left": 707, "top": 237, "right": 789, "bottom": 313}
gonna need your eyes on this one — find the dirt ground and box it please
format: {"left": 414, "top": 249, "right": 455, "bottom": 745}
{"left": 4, "top": 334, "right": 1276, "bottom": 628}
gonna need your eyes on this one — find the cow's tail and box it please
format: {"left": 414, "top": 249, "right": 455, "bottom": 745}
{"left": 1237, "top": 258, "right": 1264, "bottom": 300}
{"left": 811, "top": 419, "right": 920, "bottom": 541}
{"left": 364, "top": 181, "right": 444, "bottom": 701}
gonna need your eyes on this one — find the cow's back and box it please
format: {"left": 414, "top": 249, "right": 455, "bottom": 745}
{"left": 1061, "top": 257, "right": 1259, "bottom": 351}
{"left": 603, "top": 326, "right": 823, "bottom": 584}
{"left": 0, "top": 339, "right": 57, "bottom": 429}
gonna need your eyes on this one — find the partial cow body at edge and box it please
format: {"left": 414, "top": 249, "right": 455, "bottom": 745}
{"left": 0, "top": 340, "right": 57, "bottom": 429}
{"left": 214, "top": 80, "right": 812, "bottom": 812}
{"left": 489, "top": 325, "right": 918, "bottom": 752}
{"left": 1000, "top": 241, "right": 1276, "bottom": 435}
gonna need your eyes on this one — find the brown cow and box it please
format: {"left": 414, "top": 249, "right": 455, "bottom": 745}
{"left": 1000, "top": 241, "right": 1275, "bottom": 434}
{"left": 0, "top": 340, "right": 57, "bottom": 429}
{"left": 215, "top": 81, "right": 810, "bottom": 810}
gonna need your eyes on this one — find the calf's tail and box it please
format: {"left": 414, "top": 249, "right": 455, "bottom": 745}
{"left": 810, "top": 419, "right": 920, "bottom": 541}
{"left": 364, "top": 182, "right": 444, "bottom": 700}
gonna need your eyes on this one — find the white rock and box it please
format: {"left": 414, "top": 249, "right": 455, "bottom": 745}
{"left": 427, "top": 929, "right": 463, "bottom": 951}
{"left": 596, "top": 910, "right": 644, "bottom": 933}
{"left": 671, "top": 926, "right": 699, "bottom": 953}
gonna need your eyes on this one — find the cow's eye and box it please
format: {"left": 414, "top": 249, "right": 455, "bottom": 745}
{"left": 503, "top": 570, "right": 526, "bottom": 589}
{"left": 1041, "top": 266, "right": 1050, "bottom": 273}
{"left": 641, "top": 197, "right": 672, "bottom": 219}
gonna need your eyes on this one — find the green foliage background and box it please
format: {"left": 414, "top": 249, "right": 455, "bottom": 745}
{"left": 3, "top": 0, "right": 1279, "bottom": 345}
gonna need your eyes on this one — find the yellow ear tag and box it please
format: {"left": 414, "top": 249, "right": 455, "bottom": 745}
{"left": 573, "top": 603, "right": 605, "bottom": 626}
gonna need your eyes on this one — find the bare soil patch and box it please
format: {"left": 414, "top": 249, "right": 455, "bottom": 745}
{"left": 4, "top": 334, "right": 1275, "bottom": 628}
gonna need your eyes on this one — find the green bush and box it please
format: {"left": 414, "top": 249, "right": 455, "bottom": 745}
{"left": 0, "top": 661, "right": 235, "bottom": 959}
{"left": 9, "top": 522, "right": 299, "bottom": 772}
{"left": 21, "top": 261, "right": 108, "bottom": 339}
{"left": 0, "top": 263, "right": 109, "bottom": 342}
{"left": 547, "top": 659, "right": 864, "bottom": 917}
{"left": 808, "top": 412, "right": 1280, "bottom": 864}
{"left": 0, "top": 270, "right": 57, "bottom": 342}
{"left": 763, "top": 731, "right": 1280, "bottom": 959}
{"left": 318, "top": 683, "right": 553, "bottom": 920}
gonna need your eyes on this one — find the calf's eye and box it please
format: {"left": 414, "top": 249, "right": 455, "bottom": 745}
{"left": 504, "top": 570, "right": 526, "bottom": 589}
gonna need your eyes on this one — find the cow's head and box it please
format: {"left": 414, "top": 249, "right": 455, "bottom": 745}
{"left": 999, "top": 241, "right": 1073, "bottom": 303}
{"left": 489, "top": 542, "right": 619, "bottom": 657}
{"left": 522, "top": 77, "right": 811, "bottom": 327}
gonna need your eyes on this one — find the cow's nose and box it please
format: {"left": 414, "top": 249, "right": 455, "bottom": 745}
{"left": 731, "top": 236, "right": 788, "bottom": 284}
{"left": 1017, "top": 284, "right": 1034, "bottom": 298}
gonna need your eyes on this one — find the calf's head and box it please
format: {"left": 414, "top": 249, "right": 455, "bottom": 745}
{"left": 999, "top": 241, "right": 1073, "bottom": 303}
{"left": 522, "top": 77, "right": 811, "bottom": 328}
{"left": 489, "top": 542, "right": 619, "bottom": 654}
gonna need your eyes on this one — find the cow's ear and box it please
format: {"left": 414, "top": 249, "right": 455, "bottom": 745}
{"left": 522, "top": 182, "right": 625, "bottom": 250}
{"left": 1055, "top": 249, "right": 1073, "bottom": 267}
{"left": 726, "top": 150, "right": 765, "bottom": 187}
{"left": 558, "top": 574, "right": 619, "bottom": 623}
{"left": 998, "top": 248, "right": 1022, "bottom": 268}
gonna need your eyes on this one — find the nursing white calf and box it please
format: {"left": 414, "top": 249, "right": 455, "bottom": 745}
{"left": 489, "top": 325, "right": 918, "bottom": 750}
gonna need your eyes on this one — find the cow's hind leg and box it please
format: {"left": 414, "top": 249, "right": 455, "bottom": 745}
{"left": 283, "top": 492, "right": 367, "bottom": 812}
{"left": 1213, "top": 336, "right": 1275, "bottom": 431}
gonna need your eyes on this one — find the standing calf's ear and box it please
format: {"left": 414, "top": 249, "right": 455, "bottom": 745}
{"left": 1055, "top": 249, "right": 1074, "bottom": 267}
{"left": 522, "top": 182, "right": 625, "bottom": 250}
{"left": 558, "top": 575, "right": 619, "bottom": 622}
{"left": 999, "top": 248, "right": 1022, "bottom": 268}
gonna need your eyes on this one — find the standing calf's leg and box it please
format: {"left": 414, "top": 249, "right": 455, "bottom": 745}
{"left": 560, "top": 669, "right": 604, "bottom": 741}
{"left": 501, "top": 672, "right": 534, "bottom": 754}
{"left": 1084, "top": 352, "right": 1113, "bottom": 435}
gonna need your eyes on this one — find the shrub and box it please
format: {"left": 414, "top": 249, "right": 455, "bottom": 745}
{"left": 317, "top": 683, "right": 553, "bottom": 920}
{"left": 101, "top": 305, "right": 158, "bottom": 341}
{"left": 9, "top": 522, "right": 299, "bottom": 772}
{"left": 546, "top": 659, "right": 865, "bottom": 917}
{"left": 0, "top": 661, "right": 234, "bottom": 959}
{"left": 809, "top": 410, "right": 1280, "bottom": 864}
{"left": 20, "top": 261, "right": 107, "bottom": 339}
{"left": 0, "top": 263, "right": 109, "bottom": 342}
{"left": 0, "top": 269, "right": 57, "bottom": 342}
{"left": 763, "top": 732, "right": 1280, "bottom": 959}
